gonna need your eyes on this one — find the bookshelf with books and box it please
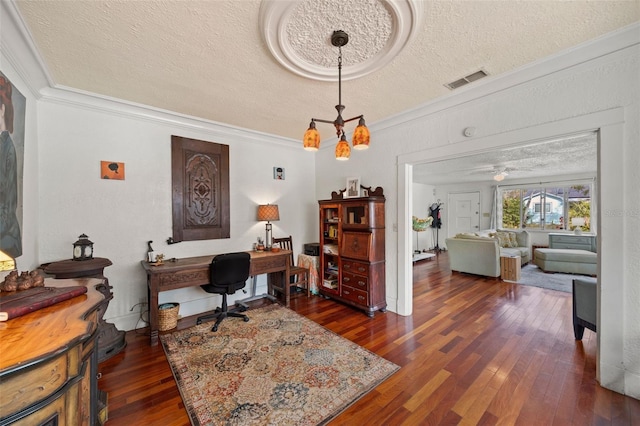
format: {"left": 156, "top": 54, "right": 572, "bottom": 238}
{"left": 319, "top": 202, "right": 340, "bottom": 294}
{"left": 318, "top": 186, "right": 386, "bottom": 317}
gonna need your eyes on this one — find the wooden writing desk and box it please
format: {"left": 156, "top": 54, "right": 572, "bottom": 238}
{"left": 141, "top": 250, "right": 291, "bottom": 345}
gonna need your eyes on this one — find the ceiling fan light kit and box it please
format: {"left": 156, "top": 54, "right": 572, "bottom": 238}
{"left": 302, "top": 30, "right": 370, "bottom": 161}
{"left": 493, "top": 171, "right": 508, "bottom": 181}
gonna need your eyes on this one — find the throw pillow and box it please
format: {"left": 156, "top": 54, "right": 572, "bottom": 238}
{"left": 508, "top": 232, "right": 519, "bottom": 247}
{"left": 455, "top": 232, "right": 479, "bottom": 239}
{"left": 494, "top": 231, "right": 514, "bottom": 248}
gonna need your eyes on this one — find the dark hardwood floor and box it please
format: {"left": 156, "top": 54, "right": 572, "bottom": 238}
{"left": 99, "top": 253, "right": 640, "bottom": 425}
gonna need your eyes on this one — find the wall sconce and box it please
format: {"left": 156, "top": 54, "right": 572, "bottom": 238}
{"left": 257, "top": 204, "right": 280, "bottom": 250}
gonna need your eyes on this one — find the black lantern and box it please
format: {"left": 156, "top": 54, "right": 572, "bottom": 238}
{"left": 73, "top": 234, "right": 94, "bottom": 261}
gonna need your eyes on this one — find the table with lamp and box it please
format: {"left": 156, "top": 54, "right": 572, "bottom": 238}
{"left": 141, "top": 204, "right": 294, "bottom": 345}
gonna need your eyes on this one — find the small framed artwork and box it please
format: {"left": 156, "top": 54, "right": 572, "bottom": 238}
{"left": 344, "top": 177, "right": 360, "bottom": 198}
{"left": 273, "top": 167, "right": 285, "bottom": 180}
{"left": 101, "top": 161, "right": 125, "bottom": 180}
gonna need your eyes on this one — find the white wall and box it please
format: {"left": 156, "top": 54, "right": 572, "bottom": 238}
{"left": 35, "top": 93, "right": 316, "bottom": 331}
{"left": 316, "top": 25, "right": 640, "bottom": 397}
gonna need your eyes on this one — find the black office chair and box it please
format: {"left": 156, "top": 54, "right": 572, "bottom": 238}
{"left": 196, "top": 252, "right": 251, "bottom": 332}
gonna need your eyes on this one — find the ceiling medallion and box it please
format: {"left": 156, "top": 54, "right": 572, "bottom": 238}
{"left": 259, "top": 0, "right": 424, "bottom": 81}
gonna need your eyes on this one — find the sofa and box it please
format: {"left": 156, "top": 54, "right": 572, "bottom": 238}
{"left": 445, "top": 229, "right": 531, "bottom": 278}
{"left": 534, "top": 248, "right": 597, "bottom": 275}
{"left": 573, "top": 277, "right": 597, "bottom": 340}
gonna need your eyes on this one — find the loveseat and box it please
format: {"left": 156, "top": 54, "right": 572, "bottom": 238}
{"left": 445, "top": 229, "right": 531, "bottom": 278}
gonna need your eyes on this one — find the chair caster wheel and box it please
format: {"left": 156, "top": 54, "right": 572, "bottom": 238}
{"left": 212, "top": 325, "right": 219, "bottom": 332}
{"left": 196, "top": 320, "right": 202, "bottom": 325}
{"left": 243, "top": 317, "right": 250, "bottom": 322}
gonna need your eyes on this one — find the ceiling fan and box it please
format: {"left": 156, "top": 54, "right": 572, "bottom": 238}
{"left": 468, "top": 166, "right": 531, "bottom": 181}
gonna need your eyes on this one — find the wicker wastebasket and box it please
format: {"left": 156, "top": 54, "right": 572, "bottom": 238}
{"left": 158, "top": 302, "right": 180, "bottom": 331}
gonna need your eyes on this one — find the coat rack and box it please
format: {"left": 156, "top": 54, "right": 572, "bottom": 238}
{"left": 429, "top": 201, "right": 444, "bottom": 253}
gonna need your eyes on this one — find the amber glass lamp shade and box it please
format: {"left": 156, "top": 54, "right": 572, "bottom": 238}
{"left": 335, "top": 134, "right": 351, "bottom": 161}
{"left": 303, "top": 121, "right": 320, "bottom": 151}
{"left": 352, "top": 117, "right": 370, "bottom": 150}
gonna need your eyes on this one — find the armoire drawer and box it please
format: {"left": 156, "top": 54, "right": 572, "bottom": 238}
{"left": 342, "top": 271, "right": 368, "bottom": 291}
{"left": 341, "top": 259, "right": 369, "bottom": 276}
{"left": 341, "top": 286, "right": 368, "bottom": 306}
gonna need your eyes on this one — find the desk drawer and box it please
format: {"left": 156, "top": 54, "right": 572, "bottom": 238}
{"left": 250, "top": 255, "right": 288, "bottom": 275}
{"left": 158, "top": 268, "right": 209, "bottom": 288}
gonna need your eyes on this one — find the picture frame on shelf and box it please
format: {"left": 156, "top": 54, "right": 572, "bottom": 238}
{"left": 344, "top": 177, "right": 360, "bottom": 198}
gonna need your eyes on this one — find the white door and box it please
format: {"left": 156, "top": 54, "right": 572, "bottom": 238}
{"left": 448, "top": 192, "right": 480, "bottom": 237}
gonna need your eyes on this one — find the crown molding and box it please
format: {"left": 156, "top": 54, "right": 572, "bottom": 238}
{"left": 39, "top": 86, "right": 300, "bottom": 148}
{"left": 0, "top": 0, "right": 55, "bottom": 98}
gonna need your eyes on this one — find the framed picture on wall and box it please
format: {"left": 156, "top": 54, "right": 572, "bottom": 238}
{"left": 273, "top": 167, "right": 285, "bottom": 180}
{"left": 101, "top": 161, "right": 125, "bottom": 180}
{"left": 344, "top": 177, "right": 360, "bottom": 198}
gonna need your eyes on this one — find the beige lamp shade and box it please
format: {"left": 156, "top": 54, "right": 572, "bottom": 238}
{"left": 257, "top": 204, "right": 280, "bottom": 222}
{"left": 0, "top": 250, "right": 16, "bottom": 272}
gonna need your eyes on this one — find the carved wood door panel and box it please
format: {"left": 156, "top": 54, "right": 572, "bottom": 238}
{"left": 171, "top": 136, "right": 230, "bottom": 242}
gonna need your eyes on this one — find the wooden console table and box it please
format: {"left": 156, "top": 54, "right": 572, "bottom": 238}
{"left": 141, "top": 250, "right": 291, "bottom": 345}
{"left": 0, "top": 278, "right": 105, "bottom": 425}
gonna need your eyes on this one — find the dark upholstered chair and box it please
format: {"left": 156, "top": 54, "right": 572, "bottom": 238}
{"left": 272, "top": 236, "right": 310, "bottom": 307}
{"left": 573, "top": 277, "right": 597, "bottom": 340}
{"left": 196, "top": 252, "right": 251, "bottom": 332}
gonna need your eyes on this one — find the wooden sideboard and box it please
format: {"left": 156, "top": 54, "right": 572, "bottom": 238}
{"left": 0, "top": 278, "right": 105, "bottom": 426}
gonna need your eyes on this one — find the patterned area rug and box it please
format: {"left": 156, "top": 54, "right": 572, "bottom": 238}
{"left": 518, "top": 263, "right": 590, "bottom": 293}
{"left": 160, "top": 304, "right": 399, "bottom": 425}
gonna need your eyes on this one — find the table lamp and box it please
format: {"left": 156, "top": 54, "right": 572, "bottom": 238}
{"left": 0, "top": 250, "right": 16, "bottom": 272}
{"left": 257, "top": 204, "right": 280, "bottom": 250}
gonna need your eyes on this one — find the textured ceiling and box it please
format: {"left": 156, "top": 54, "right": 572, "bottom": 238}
{"left": 413, "top": 133, "right": 598, "bottom": 185}
{"left": 13, "top": 0, "right": 638, "bottom": 182}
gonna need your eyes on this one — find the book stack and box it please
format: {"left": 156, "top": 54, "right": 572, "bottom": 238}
{"left": 322, "top": 278, "right": 338, "bottom": 289}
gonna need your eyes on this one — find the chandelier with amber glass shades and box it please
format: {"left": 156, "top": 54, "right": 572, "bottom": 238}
{"left": 302, "top": 30, "right": 370, "bottom": 161}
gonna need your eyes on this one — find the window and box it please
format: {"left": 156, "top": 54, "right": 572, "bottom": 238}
{"left": 499, "top": 181, "right": 593, "bottom": 232}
